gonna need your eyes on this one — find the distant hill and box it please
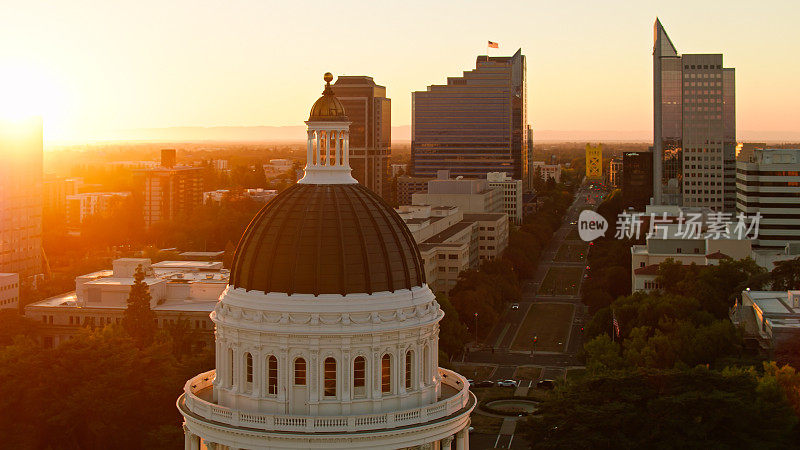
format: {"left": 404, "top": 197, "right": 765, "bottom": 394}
{"left": 89, "top": 125, "right": 800, "bottom": 145}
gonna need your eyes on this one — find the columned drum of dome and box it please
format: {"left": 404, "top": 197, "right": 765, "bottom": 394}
{"left": 230, "top": 183, "right": 425, "bottom": 295}
{"left": 178, "top": 73, "right": 474, "bottom": 450}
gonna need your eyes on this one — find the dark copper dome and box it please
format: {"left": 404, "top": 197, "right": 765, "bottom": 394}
{"left": 230, "top": 184, "right": 425, "bottom": 295}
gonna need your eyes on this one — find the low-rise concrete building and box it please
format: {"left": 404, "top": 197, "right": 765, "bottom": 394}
{"left": 487, "top": 172, "right": 523, "bottom": 225}
{"left": 731, "top": 289, "right": 800, "bottom": 352}
{"left": 65, "top": 191, "right": 131, "bottom": 230}
{"left": 24, "top": 258, "right": 227, "bottom": 349}
{"left": 396, "top": 205, "right": 508, "bottom": 293}
{"left": 631, "top": 223, "right": 752, "bottom": 292}
{"left": 412, "top": 171, "right": 502, "bottom": 215}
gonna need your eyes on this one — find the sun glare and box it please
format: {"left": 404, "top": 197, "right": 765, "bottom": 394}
{"left": 0, "top": 63, "right": 66, "bottom": 136}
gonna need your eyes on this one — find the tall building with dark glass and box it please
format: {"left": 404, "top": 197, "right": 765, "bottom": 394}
{"left": 653, "top": 19, "right": 736, "bottom": 211}
{"left": 411, "top": 49, "right": 528, "bottom": 183}
{"left": 331, "top": 76, "right": 391, "bottom": 199}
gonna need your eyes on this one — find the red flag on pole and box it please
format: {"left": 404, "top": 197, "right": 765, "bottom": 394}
{"left": 488, "top": 41, "right": 499, "bottom": 49}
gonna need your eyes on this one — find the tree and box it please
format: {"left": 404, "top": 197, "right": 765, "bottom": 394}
{"left": 0, "top": 327, "right": 195, "bottom": 449}
{"left": 0, "top": 310, "right": 39, "bottom": 346}
{"left": 772, "top": 257, "right": 800, "bottom": 291}
{"left": 123, "top": 265, "right": 157, "bottom": 347}
{"left": 524, "top": 367, "right": 798, "bottom": 449}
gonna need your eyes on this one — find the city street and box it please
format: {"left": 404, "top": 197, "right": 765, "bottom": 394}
{"left": 465, "top": 182, "right": 605, "bottom": 449}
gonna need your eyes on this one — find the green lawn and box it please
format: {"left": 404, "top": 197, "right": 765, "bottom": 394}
{"left": 510, "top": 303, "right": 575, "bottom": 352}
{"left": 513, "top": 366, "right": 543, "bottom": 381}
{"left": 537, "top": 267, "right": 584, "bottom": 296}
{"left": 452, "top": 363, "right": 496, "bottom": 380}
{"left": 469, "top": 413, "right": 504, "bottom": 434}
{"left": 554, "top": 243, "right": 587, "bottom": 262}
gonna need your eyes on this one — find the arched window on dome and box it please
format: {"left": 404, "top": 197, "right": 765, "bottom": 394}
{"left": 324, "top": 358, "right": 337, "bottom": 397}
{"left": 405, "top": 350, "right": 414, "bottom": 390}
{"left": 244, "top": 352, "right": 253, "bottom": 385}
{"left": 294, "top": 358, "right": 306, "bottom": 386}
{"left": 267, "top": 355, "right": 278, "bottom": 395}
{"left": 353, "top": 356, "right": 366, "bottom": 398}
{"left": 381, "top": 354, "right": 392, "bottom": 395}
{"left": 226, "top": 348, "right": 234, "bottom": 387}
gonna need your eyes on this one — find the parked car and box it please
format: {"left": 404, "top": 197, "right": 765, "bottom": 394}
{"left": 472, "top": 380, "right": 494, "bottom": 388}
{"left": 537, "top": 379, "right": 556, "bottom": 390}
{"left": 511, "top": 303, "right": 519, "bottom": 310}
{"left": 496, "top": 380, "right": 518, "bottom": 388}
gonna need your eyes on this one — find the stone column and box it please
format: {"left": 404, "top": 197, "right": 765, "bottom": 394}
{"left": 183, "top": 425, "right": 192, "bottom": 450}
{"left": 307, "top": 130, "right": 315, "bottom": 167}
{"left": 441, "top": 435, "right": 454, "bottom": 450}
{"left": 456, "top": 425, "right": 469, "bottom": 450}
{"left": 335, "top": 130, "right": 341, "bottom": 165}
{"left": 343, "top": 131, "right": 350, "bottom": 166}
{"left": 190, "top": 434, "right": 200, "bottom": 450}
{"left": 316, "top": 130, "right": 322, "bottom": 166}
{"left": 325, "top": 130, "right": 331, "bottom": 165}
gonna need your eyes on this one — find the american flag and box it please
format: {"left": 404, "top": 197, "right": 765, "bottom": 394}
{"left": 488, "top": 41, "right": 499, "bottom": 49}
{"left": 612, "top": 311, "right": 620, "bottom": 338}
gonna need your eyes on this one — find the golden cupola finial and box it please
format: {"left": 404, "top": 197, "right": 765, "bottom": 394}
{"left": 308, "top": 72, "right": 347, "bottom": 121}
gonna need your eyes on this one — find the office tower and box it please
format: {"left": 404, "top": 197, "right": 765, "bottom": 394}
{"left": 411, "top": 49, "right": 528, "bottom": 183}
{"left": 609, "top": 158, "right": 623, "bottom": 187}
{"left": 653, "top": 19, "right": 736, "bottom": 211}
{"left": 137, "top": 149, "right": 203, "bottom": 228}
{"left": 736, "top": 148, "right": 800, "bottom": 249}
{"left": 0, "top": 118, "right": 43, "bottom": 280}
{"left": 586, "top": 144, "right": 603, "bottom": 180}
{"left": 43, "top": 176, "right": 81, "bottom": 216}
{"left": 331, "top": 76, "right": 391, "bottom": 198}
{"left": 622, "top": 151, "right": 654, "bottom": 210}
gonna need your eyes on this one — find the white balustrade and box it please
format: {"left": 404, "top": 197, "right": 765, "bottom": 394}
{"left": 181, "top": 368, "right": 472, "bottom": 433}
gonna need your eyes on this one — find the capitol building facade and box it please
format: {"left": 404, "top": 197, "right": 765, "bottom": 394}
{"left": 177, "top": 73, "right": 475, "bottom": 449}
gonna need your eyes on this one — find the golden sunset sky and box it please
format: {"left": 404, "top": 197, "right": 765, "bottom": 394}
{"left": 0, "top": 0, "right": 798, "bottom": 142}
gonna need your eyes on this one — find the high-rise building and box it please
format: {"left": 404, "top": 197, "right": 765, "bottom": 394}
{"left": 331, "top": 76, "right": 391, "bottom": 198}
{"left": 42, "top": 176, "right": 81, "bottom": 216}
{"left": 622, "top": 151, "right": 654, "bottom": 210}
{"left": 736, "top": 148, "right": 800, "bottom": 249}
{"left": 0, "top": 118, "right": 43, "bottom": 280}
{"left": 177, "top": 73, "right": 474, "bottom": 449}
{"left": 608, "top": 158, "right": 623, "bottom": 187}
{"left": 136, "top": 149, "right": 203, "bottom": 228}
{"left": 653, "top": 18, "right": 736, "bottom": 211}
{"left": 411, "top": 49, "right": 528, "bottom": 183}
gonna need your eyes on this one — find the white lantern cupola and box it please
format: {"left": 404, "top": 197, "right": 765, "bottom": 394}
{"left": 299, "top": 72, "right": 357, "bottom": 185}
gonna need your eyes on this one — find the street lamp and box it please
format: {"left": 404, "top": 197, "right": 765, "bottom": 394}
{"left": 474, "top": 313, "right": 479, "bottom": 346}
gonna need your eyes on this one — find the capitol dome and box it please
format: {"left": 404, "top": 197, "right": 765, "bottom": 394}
{"left": 177, "top": 73, "right": 474, "bottom": 450}
{"left": 230, "top": 183, "right": 425, "bottom": 296}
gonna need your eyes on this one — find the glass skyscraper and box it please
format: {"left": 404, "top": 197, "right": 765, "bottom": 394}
{"left": 411, "top": 49, "right": 528, "bottom": 183}
{"left": 653, "top": 19, "right": 736, "bottom": 211}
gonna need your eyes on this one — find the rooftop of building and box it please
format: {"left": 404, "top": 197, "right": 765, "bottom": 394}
{"left": 462, "top": 213, "right": 507, "bottom": 222}
{"left": 423, "top": 221, "right": 474, "bottom": 244}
